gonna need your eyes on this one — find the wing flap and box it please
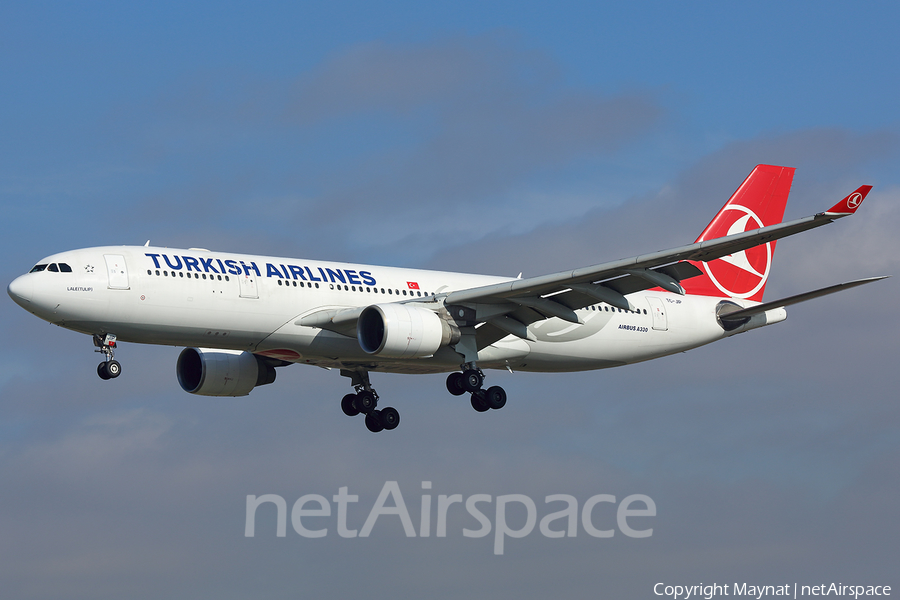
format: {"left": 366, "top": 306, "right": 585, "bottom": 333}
{"left": 604, "top": 262, "right": 703, "bottom": 296}
{"left": 475, "top": 322, "right": 510, "bottom": 349}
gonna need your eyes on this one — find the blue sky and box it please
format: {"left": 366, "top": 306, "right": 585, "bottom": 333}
{"left": 2, "top": 2, "right": 899, "bottom": 599}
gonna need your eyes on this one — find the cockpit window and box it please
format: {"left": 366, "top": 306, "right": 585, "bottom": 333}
{"left": 29, "top": 264, "right": 48, "bottom": 273}
{"left": 48, "top": 263, "right": 59, "bottom": 272}
{"left": 59, "top": 263, "right": 72, "bottom": 272}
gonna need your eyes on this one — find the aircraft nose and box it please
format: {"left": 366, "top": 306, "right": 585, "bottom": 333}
{"left": 7, "top": 275, "right": 33, "bottom": 306}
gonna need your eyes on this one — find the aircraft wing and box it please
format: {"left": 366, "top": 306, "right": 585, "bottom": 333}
{"left": 299, "top": 187, "right": 872, "bottom": 344}
{"left": 444, "top": 193, "right": 870, "bottom": 308}
{"left": 440, "top": 187, "right": 873, "bottom": 347}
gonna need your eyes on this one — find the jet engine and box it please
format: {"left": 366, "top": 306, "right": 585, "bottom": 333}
{"left": 176, "top": 347, "right": 276, "bottom": 396}
{"left": 358, "top": 304, "right": 460, "bottom": 359}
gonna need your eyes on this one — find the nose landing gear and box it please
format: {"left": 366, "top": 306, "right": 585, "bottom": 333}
{"left": 94, "top": 333, "right": 121, "bottom": 380}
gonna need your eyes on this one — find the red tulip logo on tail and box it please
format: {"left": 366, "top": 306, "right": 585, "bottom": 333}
{"left": 702, "top": 204, "right": 772, "bottom": 300}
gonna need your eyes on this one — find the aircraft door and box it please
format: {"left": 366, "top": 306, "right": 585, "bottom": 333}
{"left": 646, "top": 296, "right": 668, "bottom": 331}
{"left": 104, "top": 254, "right": 130, "bottom": 290}
{"left": 238, "top": 273, "right": 258, "bottom": 299}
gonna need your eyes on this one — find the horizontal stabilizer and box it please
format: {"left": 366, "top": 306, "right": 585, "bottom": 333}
{"left": 719, "top": 276, "right": 889, "bottom": 322}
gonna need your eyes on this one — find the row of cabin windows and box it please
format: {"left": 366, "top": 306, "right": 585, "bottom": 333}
{"left": 275, "top": 280, "right": 320, "bottom": 289}
{"left": 277, "top": 279, "right": 433, "bottom": 297}
{"left": 30, "top": 263, "right": 72, "bottom": 273}
{"left": 148, "top": 269, "right": 230, "bottom": 282}
{"left": 143, "top": 269, "right": 647, "bottom": 314}
{"left": 147, "top": 269, "right": 429, "bottom": 296}
{"left": 584, "top": 305, "right": 647, "bottom": 315}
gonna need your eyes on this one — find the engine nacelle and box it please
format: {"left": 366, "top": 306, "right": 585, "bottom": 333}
{"left": 358, "top": 304, "right": 459, "bottom": 359}
{"left": 176, "top": 347, "right": 276, "bottom": 396}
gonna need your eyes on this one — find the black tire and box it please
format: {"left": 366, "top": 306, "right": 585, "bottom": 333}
{"left": 106, "top": 360, "right": 121, "bottom": 378}
{"left": 470, "top": 390, "right": 489, "bottom": 412}
{"left": 97, "top": 362, "right": 111, "bottom": 380}
{"left": 365, "top": 410, "right": 385, "bottom": 433}
{"left": 485, "top": 386, "right": 507, "bottom": 410}
{"left": 380, "top": 407, "right": 400, "bottom": 430}
{"left": 357, "top": 391, "right": 377, "bottom": 414}
{"left": 446, "top": 372, "right": 466, "bottom": 396}
{"left": 462, "top": 369, "right": 483, "bottom": 393}
{"left": 341, "top": 393, "right": 360, "bottom": 416}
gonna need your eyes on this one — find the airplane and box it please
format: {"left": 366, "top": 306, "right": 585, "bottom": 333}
{"left": 7, "top": 165, "right": 887, "bottom": 433}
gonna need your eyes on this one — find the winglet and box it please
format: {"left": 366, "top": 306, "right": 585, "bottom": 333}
{"left": 825, "top": 185, "right": 872, "bottom": 216}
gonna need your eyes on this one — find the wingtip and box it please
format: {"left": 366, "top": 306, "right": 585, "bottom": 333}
{"left": 825, "top": 185, "right": 873, "bottom": 216}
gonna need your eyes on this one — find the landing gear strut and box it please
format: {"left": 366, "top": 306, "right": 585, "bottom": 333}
{"left": 447, "top": 363, "right": 507, "bottom": 413}
{"left": 94, "top": 333, "right": 121, "bottom": 380}
{"left": 340, "top": 369, "right": 400, "bottom": 433}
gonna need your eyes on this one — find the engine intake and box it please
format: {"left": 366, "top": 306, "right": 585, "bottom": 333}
{"left": 358, "top": 304, "right": 459, "bottom": 359}
{"left": 176, "top": 347, "right": 276, "bottom": 396}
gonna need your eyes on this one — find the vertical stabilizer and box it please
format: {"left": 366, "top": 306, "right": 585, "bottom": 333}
{"left": 681, "top": 164, "right": 794, "bottom": 302}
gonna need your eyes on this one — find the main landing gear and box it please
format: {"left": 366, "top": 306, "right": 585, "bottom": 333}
{"left": 446, "top": 364, "right": 507, "bottom": 413}
{"left": 338, "top": 363, "right": 506, "bottom": 433}
{"left": 340, "top": 369, "right": 400, "bottom": 433}
{"left": 94, "top": 333, "right": 121, "bottom": 380}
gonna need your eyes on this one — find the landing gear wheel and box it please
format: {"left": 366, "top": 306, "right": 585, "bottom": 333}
{"left": 97, "top": 362, "right": 111, "bottom": 380}
{"left": 462, "top": 369, "right": 483, "bottom": 393}
{"left": 470, "top": 390, "right": 490, "bottom": 412}
{"left": 106, "top": 360, "right": 121, "bottom": 378}
{"left": 485, "top": 386, "right": 506, "bottom": 410}
{"left": 446, "top": 372, "right": 466, "bottom": 396}
{"left": 341, "top": 393, "right": 360, "bottom": 416}
{"left": 380, "top": 407, "right": 400, "bottom": 430}
{"left": 365, "top": 410, "right": 385, "bottom": 433}
{"left": 356, "top": 391, "right": 377, "bottom": 414}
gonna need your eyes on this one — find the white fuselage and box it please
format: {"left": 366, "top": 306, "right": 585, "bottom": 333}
{"left": 8, "top": 245, "right": 786, "bottom": 375}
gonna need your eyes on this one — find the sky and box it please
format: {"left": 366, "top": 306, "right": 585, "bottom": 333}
{"left": 1, "top": 2, "right": 899, "bottom": 598}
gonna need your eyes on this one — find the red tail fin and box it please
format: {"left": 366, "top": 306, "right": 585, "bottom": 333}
{"left": 681, "top": 164, "right": 795, "bottom": 302}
